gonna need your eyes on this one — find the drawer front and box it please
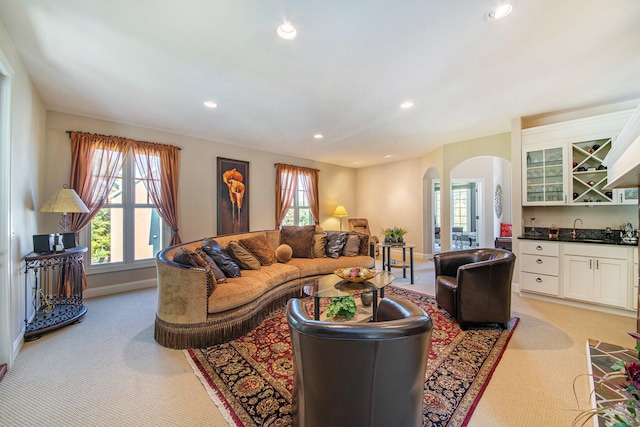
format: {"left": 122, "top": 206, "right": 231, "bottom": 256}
{"left": 520, "top": 272, "right": 559, "bottom": 296}
{"left": 521, "top": 254, "right": 559, "bottom": 275}
{"left": 520, "top": 240, "right": 559, "bottom": 257}
{"left": 563, "top": 242, "right": 629, "bottom": 259}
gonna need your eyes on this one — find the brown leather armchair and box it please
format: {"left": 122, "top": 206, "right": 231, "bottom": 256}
{"left": 286, "top": 296, "right": 433, "bottom": 427}
{"left": 348, "top": 218, "right": 379, "bottom": 256}
{"left": 434, "top": 248, "right": 515, "bottom": 330}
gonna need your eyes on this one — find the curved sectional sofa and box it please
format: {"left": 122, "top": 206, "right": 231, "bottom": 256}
{"left": 154, "top": 228, "right": 375, "bottom": 349}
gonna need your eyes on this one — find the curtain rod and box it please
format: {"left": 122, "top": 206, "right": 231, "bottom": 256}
{"left": 274, "top": 163, "right": 320, "bottom": 172}
{"left": 65, "top": 130, "right": 182, "bottom": 150}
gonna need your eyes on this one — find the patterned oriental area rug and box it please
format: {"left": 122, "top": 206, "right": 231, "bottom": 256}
{"left": 185, "top": 286, "right": 519, "bottom": 427}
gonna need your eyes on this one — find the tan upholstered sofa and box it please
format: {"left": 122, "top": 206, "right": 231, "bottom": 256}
{"left": 154, "top": 229, "right": 375, "bottom": 349}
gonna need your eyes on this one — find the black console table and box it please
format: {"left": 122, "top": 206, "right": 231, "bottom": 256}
{"left": 24, "top": 246, "right": 87, "bottom": 341}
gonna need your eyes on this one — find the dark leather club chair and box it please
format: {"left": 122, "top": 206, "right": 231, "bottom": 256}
{"left": 286, "top": 296, "right": 433, "bottom": 427}
{"left": 434, "top": 248, "right": 515, "bottom": 330}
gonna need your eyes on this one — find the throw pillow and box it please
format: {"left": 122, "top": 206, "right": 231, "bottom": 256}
{"left": 196, "top": 248, "right": 227, "bottom": 283}
{"left": 342, "top": 234, "right": 361, "bottom": 257}
{"left": 173, "top": 248, "right": 216, "bottom": 291}
{"left": 500, "top": 223, "right": 512, "bottom": 237}
{"left": 239, "top": 234, "right": 278, "bottom": 266}
{"left": 280, "top": 225, "right": 315, "bottom": 258}
{"left": 325, "top": 232, "right": 349, "bottom": 259}
{"left": 275, "top": 244, "right": 293, "bottom": 263}
{"left": 202, "top": 238, "right": 241, "bottom": 278}
{"left": 351, "top": 232, "right": 370, "bottom": 256}
{"left": 312, "top": 233, "right": 326, "bottom": 258}
{"left": 227, "top": 241, "right": 261, "bottom": 270}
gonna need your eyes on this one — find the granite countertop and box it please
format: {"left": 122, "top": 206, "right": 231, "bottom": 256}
{"left": 517, "top": 234, "right": 638, "bottom": 246}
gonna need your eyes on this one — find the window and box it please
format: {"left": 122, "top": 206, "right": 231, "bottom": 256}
{"left": 452, "top": 186, "right": 470, "bottom": 232}
{"left": 84, "top": 150, "right": 165, "bottom": 269}
{"left": 282, "top": 175, "right": 313, "bottom": 226}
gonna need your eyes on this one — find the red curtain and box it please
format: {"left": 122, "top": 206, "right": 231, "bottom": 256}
{"left": 133, "top": 141, "right": 181, "bottom": 245}
{"left": 275, "top": 164, "right": 320, "bottom": 227}
{"left": 68, "top": 132, "right": 130, "bottom": 233}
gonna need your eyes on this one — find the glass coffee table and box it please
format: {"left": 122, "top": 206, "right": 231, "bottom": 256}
{"left": 302, "top": 270, "right": 395, "bottom": 321}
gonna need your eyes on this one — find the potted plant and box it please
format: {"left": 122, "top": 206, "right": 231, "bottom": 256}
{"left": 392, "top": 227, "right": 408, "bottom": 243}
{"left": 381, "top": 228, "right": 394, "bottom": 243}
{"left": 381, "top": 227, "right": 408, "bottom": 243}
{"left": 325, "top": 296, "right": 357, "bottom": 320}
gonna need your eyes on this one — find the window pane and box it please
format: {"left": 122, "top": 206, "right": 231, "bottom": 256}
{"left": 90, "top": 207, "right": 123, "bottom": 264}
{"left": 107, "top": 178, "right": 123, "bottom": 204}
{"left": 298, "top": 208, "right": 312, "bottom": 225}
{"left": 134, "top": 207, "right": 161, "bottom": 260}
{"left": 134, "top": 178, "right": 151, "bottom": 204}
{"left": 134, "top": 157, "right": 159, "bottom": 204}
{"left": 283, "top": 209, "right": 295, "bottom": 226}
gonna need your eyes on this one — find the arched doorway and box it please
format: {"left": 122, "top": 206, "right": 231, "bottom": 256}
{"left": 449, "top": 156, "right": 512, "bottom": 249}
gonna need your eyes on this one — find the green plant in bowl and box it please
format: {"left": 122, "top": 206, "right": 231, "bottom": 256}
{"left": 325, "top": 296, "right": 357, "bottom": 319}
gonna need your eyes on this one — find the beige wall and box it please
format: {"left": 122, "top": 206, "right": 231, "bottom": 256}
{"left": 43, "top": 111, "right": 357, "bottom": 289}
{"left": 356, "top": 133, "right": 511, "bottom": 255}
{"left": 0, "top": 19, "right": 46, "bottom": 365}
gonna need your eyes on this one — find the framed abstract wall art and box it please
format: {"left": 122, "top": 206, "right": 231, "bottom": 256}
{"left": 217, "top": 157, "right": 249, "bottom": 235}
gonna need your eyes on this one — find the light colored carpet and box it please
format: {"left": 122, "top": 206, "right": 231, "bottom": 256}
{"left": 0, "top": 257, "right": 635, "bottom": 426}
{"left": 0, "top": 288, "right": 228, "bottom": 427}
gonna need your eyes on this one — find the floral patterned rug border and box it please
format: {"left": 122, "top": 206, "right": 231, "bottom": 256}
{"left": 185, "top": 286, "right": 519, "bottom": 427}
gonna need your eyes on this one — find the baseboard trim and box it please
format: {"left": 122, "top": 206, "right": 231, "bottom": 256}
{"left": 12, "top": 330, "right": 24, "bottom": 367}
{"left": 519, "top": 290, "right": 635, "bottom": 318}
{"left": 84, "top": 278, "right": 157, "bottom": 299}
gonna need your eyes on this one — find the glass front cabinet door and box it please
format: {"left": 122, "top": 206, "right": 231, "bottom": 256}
{"left": 523, "top": 145, "right": 567, "bottom": 205}
{"left": 617, "top": 187, "right": 639, "bottom": 205}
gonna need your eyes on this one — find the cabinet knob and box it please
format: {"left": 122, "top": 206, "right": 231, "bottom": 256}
{"left": 536, "top": 277, "right": 542, "bottom": 283}
{"left": 536, "top": 259, "right": 543, "bottom": 264}
{"left": 536, "top": 245, "right": 542, "bottom": 251}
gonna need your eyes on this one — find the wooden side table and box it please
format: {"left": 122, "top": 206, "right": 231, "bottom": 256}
{"left": 379, "top": 243, "right": 416, "bottom": 284}
{"left": 24, "top": 246, "right": 87, "bottom": 341}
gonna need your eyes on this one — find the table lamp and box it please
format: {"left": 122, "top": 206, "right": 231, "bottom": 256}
{"left": 332, "top": 205, "right": 348, "bottom": 231}
{"left": 39, "top": 186, "right": 89, "bottom": 232}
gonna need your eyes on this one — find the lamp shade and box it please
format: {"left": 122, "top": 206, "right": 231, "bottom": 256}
{"left": 332, "top": 205, "right": 348, "bottom": 217}
{"left": 39, "top": 188, "right": 89, "bottom": 214}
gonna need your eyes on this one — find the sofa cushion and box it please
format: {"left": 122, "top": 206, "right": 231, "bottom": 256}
{"left": 280, "top": 225, "right": 315, "bottom": 258}
{"left": 276, "top": 244, "right": 293, "bottom": 263}
{"left": 196, "top": 248, "right": 227, "bottom": 283}
{"left": 500, "top": 223, "right": 512, "bottom": 237}
{"left": 207, "top": 263, "right": 300, "bottom": 313}
{"left": 202, "top": 238, "right": 241, "bottom": 278}
{"left": 239, "top": 234, "right": 278, "bottom": 266}
{"left": 173, "top": 248, "right": 216, "bottom": 292}
{"left": 341, "top": 234, "right": 361, "bottom": 256}
{"left": 355, "top": 233, "right": 370, "bottom": 255}
{"left": 325, "top": 232, "right": 349, "bottom": 259}
{"left": 287, "top": 255, "right": 375, "bottom": 277}
{"left": 313, "top": 233, "right": 326, "bottom": 258}
{"left": 227, "top": 241, "right": 261, "bottom": 270}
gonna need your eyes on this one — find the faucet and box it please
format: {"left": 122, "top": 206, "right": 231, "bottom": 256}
{"left": 571, "top": 218, "right": 583, "bottom": 239}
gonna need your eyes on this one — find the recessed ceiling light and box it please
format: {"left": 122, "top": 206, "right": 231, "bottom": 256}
{"left": 400, "top": 101, "right": 414, "bottom": 109}
{"left": 313, "top": 134, "right": 323, "bottom": 139}
{"left": 277, "top": 22, "right": 297, "bottom": 40}
{"left": 385, "top": 154, "right": 392, "bottom": 158}
{"left": 204, "top": 101, "right": 218, "bottom": 108}
{"left": 484, "top": 3, "right": 513, "bottom": 22}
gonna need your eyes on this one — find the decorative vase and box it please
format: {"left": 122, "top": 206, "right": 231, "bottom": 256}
{"left": 361, "top": 292, "right": 373, "bottom": 307}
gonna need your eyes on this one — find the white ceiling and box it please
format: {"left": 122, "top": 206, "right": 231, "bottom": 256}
{"left": 1, "top": 0, "right": 639, "bottom": 168}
